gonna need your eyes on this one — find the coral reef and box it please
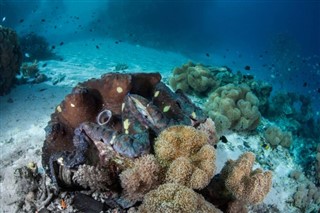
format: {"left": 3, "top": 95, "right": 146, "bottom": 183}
{"left": 119, "top": 154, "right": 162, "bottom": 202}
{"left": 138, "top": 183, "right": 222, "bottom": 213}
{"left": 169, "top": 61, "right": 218, "bottom": 96}
{"left": 265, "top": 92, "right": 319, "bottom": 179}
{"left": 264, "top": 125, "right": 292, "bottom": 148}
{"left": 42, "top": 73, "right": 207, "bottom": 189}
{"left": 154, "top": 125, "right": 216, "bottom": 189}
{"left": 37, "top": 71, "right": 278, "bottom": 212}
{"left": 19, "top": 32, "right": 57, "bottom": 62}
{"left": 0, "top": 25, "right": 22, "bottom": 95}
{"left": 204, "top": 83, "right": 261, "bottom": 133}
{"left": 169, "top": 62, "right": 272, "bottom": 112}
{"left": 221, "top": 152, "right": 272, "bottom": 204}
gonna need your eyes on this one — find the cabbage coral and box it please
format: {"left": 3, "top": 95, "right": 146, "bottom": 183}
{"left": 154, "top": 125, "right": 216, "bottom": 189}
{"left": 138, "top": 183, "right": 222, "bottom": 213}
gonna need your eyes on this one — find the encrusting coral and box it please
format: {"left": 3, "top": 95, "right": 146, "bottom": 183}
{"left": 264, "top": 125, "right": 292, "bottom": 148}
{"left": 220, "top": 152, "right": 272, "bottom": 204}
{"left": 138, "top": 183, "right": 222, "bottom": 213}
{"left": 204, "top": 83, "right": 261, "bottom": 133}
{"left": 119, "top": 154, "right": 162, "bottom": 202}
{"left": 154, "top": 125, "right": 216, "bottom": 189}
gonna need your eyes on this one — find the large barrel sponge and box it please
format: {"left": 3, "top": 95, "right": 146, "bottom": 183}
{"left": 0, "top": 25, "right": 22, "bottom": 95}
{"left": 138, "top": 183, "right": 222, "bottom": 213}
{"left": 204, "top": 83, "right": 261, "bottom": 132}
{"left": 169, "top": 61, "right": 218, "bottom": 96}
{"left": 220, "top": 152, "right": 272, "bottom": 204}
{"left": 154, "top": 125, "right": 216, "bottom": 189}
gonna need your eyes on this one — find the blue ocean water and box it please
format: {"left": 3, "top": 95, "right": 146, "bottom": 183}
{"left": 0, "top": 0, "right": 320, "bottom": 212}
{"left": 2, "top": 0, "right": 319, "bottom": 107}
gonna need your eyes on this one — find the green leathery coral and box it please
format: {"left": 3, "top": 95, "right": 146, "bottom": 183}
{"left": 264, "top": 125, "right": 292, "bottom": 148}
{"left": 169, "top": 61, "right": 218, "bottom": 96}
{"left": 204, "top": 83, "right": 261, "bottom": 133}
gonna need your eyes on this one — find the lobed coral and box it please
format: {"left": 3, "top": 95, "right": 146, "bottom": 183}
{"left": 0, "top": 25, "right": 23, "bottom": 95}
{"left": 264, "top": 125, "right": 292, "bottom": 148}
{"left": 138, "top": 183, "right": 222, "bottom": 213}
{"left": 119, "top": 154, "right": 162, "bottom": 202}
{"left": 154, "top": 125, "right": 216, "bottom": 189}
{"left": 220, "top": 152, "right": 272, "bottom": 204}
{"left": 204, "top": 83, "right": 261, "bottom": 133}
{"left": 169, "top": 61, "right": 218, "bottom": 96}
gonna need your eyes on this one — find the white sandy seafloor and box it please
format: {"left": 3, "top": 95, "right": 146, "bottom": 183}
{"left": 0, "top": 38, "right": 314, "bottom": 212}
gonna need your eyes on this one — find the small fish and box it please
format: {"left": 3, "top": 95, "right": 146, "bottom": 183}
{"left": 19, "top": 19, "right": 24, "bottom": 23}
{"left": 96, "top": 45, "right": 100, "bottom": 49}
{"left": 115, "top": 41, "right": 119, "bottom": 44}
{"left": 262, "top": 143, "right": 270, "bottom": 150}
{"left": 317, "top": 88, "right": 320, "bottom": 93}
{"left": 244, "top": 65, "right": 251, "bottom": 70}
{"left": 51, "top": 45, "right": 55, "bottom": 49}
{"left": 303, "top": 82, "right": 308, "bottom": 87}
{"left": 42, "top": 63, "right": 47, "bottom": 68}
{"left": 2, "top": 17, "right": 6, "bottom": 22}
{"left": 25, "top": 53, "right": 30, "bottom": 58}
{"left": 205, "top": 53, "right": 210, "bottom": 57}
{"left": 220, "top": 136, "right": 228, "bottom": 143}
{"left": 41, "top": 19, "right": 45, "bottom": 22}
{"left": 60, "top": 42, "right": 64, "bottom": 46}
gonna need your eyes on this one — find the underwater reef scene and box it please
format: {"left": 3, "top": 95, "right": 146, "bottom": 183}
{"left": 0, "top": 1, "right": 320, "bottom": 213}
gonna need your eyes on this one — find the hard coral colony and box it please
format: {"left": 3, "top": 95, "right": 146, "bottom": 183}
{"left": 38, "top": 72, "right": 272, "bottom": 212}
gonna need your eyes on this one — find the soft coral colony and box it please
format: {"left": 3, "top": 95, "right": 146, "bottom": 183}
{"left": 36, "top": 72, "right": 272, "bottom": 212}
